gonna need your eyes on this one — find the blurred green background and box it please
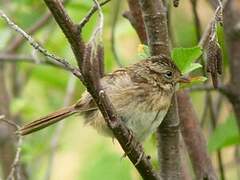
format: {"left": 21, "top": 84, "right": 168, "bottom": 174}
{"left": 0, "top": 0, "right": 239, "bottom": 180}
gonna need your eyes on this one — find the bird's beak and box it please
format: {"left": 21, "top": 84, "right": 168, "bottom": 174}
{"left": 178, "top": 75, "right": 191, "bottom": 83}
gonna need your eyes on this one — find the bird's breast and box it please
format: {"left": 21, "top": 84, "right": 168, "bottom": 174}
{"left": 113, "top": 88, "right": 171, "bottom": 141}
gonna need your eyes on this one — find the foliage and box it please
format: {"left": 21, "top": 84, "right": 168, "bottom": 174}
{"left": 79, "top": 143, "right": 132, "bottom": 180}
{"left": 171, "top": 46, "right": 202, "bottom": 74}
{"left": 138, "top": 45, "right": 206, "bottom": 86}
{"left": 208, "top": 115, "right": 240, "bottom": 152}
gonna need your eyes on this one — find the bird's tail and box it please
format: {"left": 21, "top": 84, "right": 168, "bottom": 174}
{"left": 19, "top": 106, "right": 77, "bottom": 136}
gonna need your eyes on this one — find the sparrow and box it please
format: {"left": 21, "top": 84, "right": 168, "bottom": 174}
{"left": 19, "top": 55, "right": 189, "bottom": 141}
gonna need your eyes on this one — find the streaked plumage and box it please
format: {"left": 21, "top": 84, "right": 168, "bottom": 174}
{"left": 20, "top": 55, "right": 184, "bottom": 142}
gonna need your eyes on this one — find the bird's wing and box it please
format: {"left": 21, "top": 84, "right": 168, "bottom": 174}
{"left": 74, "top": 68, "right": 134, "bottom": 110}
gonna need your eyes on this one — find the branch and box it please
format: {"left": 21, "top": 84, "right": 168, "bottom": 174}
{"left": 208, "top": 94, "right": 226, "bottom": 180}
{"left": 78, "top": 0, "right": 111, "bottom": 30}
{"left": 7, "top": 12, "right": 52, "bottom": 52}
{"left": 139, "top": 0, "right": 170, "bottom": 56}
{"left": 124, "top": 0, "right": 147, "bottom": 44}
{"left": 189, "top": 84, "right": 226, "bottom": 93}
{"left": 0, "top": 53, "right": 70, "bottom": 69}
{"left": 43, "top": 0, "right": 85, "bottom": 69}
{"left": 0, "top": 117, "right": 22, "bottom": 180}
{"left": 157, "top": 96, "right": 181, "bottom": 179}
{"left": 138, "top": 0, "right": 182, "bottom": 179}
{"left": 0, "top": 62, "right": 15, "bottom": 179}
{"left": 177, "top": 90, "right": 218, "bottom": 180}
{"left": 223, "top": 0, "right": 240, "bottom": 130}
{"left": 6, "top": 0, "right": 71, "bottom": 53}
{"left": 111, "top": 0, "right": 123, "bottom": 67}
{"left": 176, "top": 2, "right": 224, "bottom": 180}
{"left": 199, "top": 4, "right": 223, "bottom": 49}
{"left": 42, "top": 0, "right": 160, "bottom": 179}
{"left": 0, "top": 10, "right": 83, "bottom": 81}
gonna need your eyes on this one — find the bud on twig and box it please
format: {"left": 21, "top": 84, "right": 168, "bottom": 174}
{"left": 207, "top": 39, "right": 222, "bottom": 88}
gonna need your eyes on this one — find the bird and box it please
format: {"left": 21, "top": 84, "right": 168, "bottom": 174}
{"left": 19, "top": 55, "right": 189, "bottom": 142}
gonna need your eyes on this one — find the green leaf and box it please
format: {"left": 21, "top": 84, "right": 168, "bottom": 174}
{"left": 184, "top": 63, "right": 202, "bottom": 74}
{"left": 171, "top": 46, "right": 203, "bottom": 74}
{"left": 208, "top": 115, "right": 240, "bottom": 152}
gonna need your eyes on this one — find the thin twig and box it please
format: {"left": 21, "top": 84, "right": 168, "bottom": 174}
{"left": 6, "top": 136, "right": 22, "bottom": 180}
{"left": 6, "top": 0, "right": 70, "bottom": 52}
{"left": 200, "top": 92, "right": 210, "bottom": 127}
{"left": 199, "top": 1, "right": 226, "bottom": 48}
{"left": 90, "top": 0, "right": 104, "bottom": 43}
{"left": 206, "top": 0, "right": 225, "bottom": 175}
{"left": 0, "top": 53, "right": 70, "bottom": 69}
{"left": 189, "top": 84, "right": 217, "bottom": 91}
{"left": 110, "top": 0, "right": 123, "bottom": 67}
{"left": 190, "top": 0, "right": 201, "bottom": 41}
{"left": 208, "top": 94, "right": 225, "bottom": 180}
{"left": 124, "top": 0, "right": 147, "bottom": 44}
{"left": 7, "top": 13, "right": 52, "bottom": 52}
{"left": 78, "top": 0, "right": 111, "bottom": 30}
{"left": 0, "top": 10, "right": 83, "bottom": 81}
{"left": 0, "top": 117, "right": 22, "bottom": 180}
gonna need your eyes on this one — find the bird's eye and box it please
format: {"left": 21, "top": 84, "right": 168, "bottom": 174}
{"left": 164, "top": 71, "right": 173, "bottom": 79}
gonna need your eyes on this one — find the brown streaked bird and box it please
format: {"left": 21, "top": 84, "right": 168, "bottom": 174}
{"left": 19, "top": 55, "right": 189, "bottom": 142}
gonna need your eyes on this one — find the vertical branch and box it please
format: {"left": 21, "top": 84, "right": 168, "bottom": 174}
{"left": 223, "top": 0, "right": 240, "bottom": 130}
{"left": 0, "top": 8, "right": 54, "bottom": 179}
{"left": 42, "top": 1, "right": 160, "bottom": 179}
{"left": 193, "top": 1, "right": 225, "bottom": 179}
{"left": 125, "top": 0, "right": 147, "bottom": 44}
{"left": 208, "top": 95, "right": 225, "bottom": 180}
{"left": 177, "top": 2, "right": 220, "bottom": 180}
{"left": 110, "top": 0, "right": 122, "bottom": 67}
{"left": 139, "top": 0, "right": 170, "bottom": 56}
{"left": 177, "top": 90, "right": 217, "bottom": 180}
{"left": 43, "top": 0, "right": 85, "bottom": 68}
{"left": 157, "top": 96, "right": 181, "bottom": 179}
{"left": 204, "top": 0, "right": 240, "bottom": 173}
{"left": 0, "top": 64, "right": 15, "bottom": 179}
{"left": 190, "top": 0, "right": 201, "bottom": 41}
{"left": 138, "top": 0, "right": 181, "bottom": 179}
{"left": 0, "top": 117, "right": 23, "bottom": 180}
